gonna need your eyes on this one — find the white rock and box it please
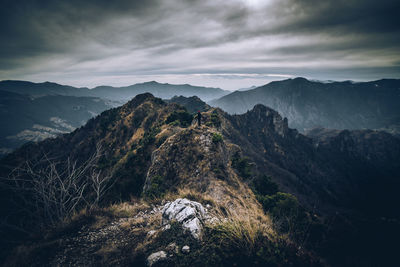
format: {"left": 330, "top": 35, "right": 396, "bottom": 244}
{"left": 182, "top": 245, "right": 190, "bottom": 254}
{"left": 162, "top": 198, "right": 206, "bottom": 240}
{"left": 162, "top": 224, "right": 171, "bottom": 231}
{"left": 207, "top": 217, "right": 220, "bottom": 225}
{"left": 183, "top": 217, "right": 202, "bottom": 240}
{"left": 147, "top": 230, "right": 157, "bottom": 238}
{"left": 147, "top": 251, "right": 167, "bottom": 267}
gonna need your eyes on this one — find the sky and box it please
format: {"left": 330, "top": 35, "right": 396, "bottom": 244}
{"left": 1, "top": 0, "right": 399, "bottom": 90}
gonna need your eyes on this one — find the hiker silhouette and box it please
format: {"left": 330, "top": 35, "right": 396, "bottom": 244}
{"left": 197, "top": 111, "right": 202, "bottom": 126}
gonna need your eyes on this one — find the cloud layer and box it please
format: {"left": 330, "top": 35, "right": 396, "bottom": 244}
{"left": 1, "top": 0, "right": 399, "bottom": 89}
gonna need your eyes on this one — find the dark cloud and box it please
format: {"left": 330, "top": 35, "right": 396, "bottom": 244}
{"left": 0, "top": 0, "right": 399, "bottom": 89}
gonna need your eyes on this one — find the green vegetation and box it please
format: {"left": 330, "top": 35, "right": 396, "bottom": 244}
{"left": 166, "top": 109, "right": 193, "bottom": 127}
{"left": 212, "top": 132, "right": 223, "bottom": 143}
{"left": 138, "top": 127, "right": 160, "bottom": 147}
{"left": 98, "top": 108, "right": 120, "bottom": 131}
{"left": 206, "top": 111, "right": 221, "bottom": 128}
{"left": 250, "top": 175, "right": 279, "bottom": 196}
{"left": 231, "top": 153, "right": 252, "bottom": 179}
{"left": 144, "top": 175, "right": 166, "bottom": 199}
{"left": 132, "top": 220, "right": 316, "bottom": 267}
{"left": 250, "top": 175, "right": 322, "bottom": 246}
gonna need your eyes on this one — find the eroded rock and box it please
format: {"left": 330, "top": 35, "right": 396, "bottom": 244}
{"left": 162, "top": 198, "right": 206, "bottom": 240}
{"left": 147, "top": 251, "right": 167, "bottom": 267}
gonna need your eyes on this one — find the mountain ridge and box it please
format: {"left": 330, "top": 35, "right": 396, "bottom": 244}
{"left": 1, "top": 93, "right": 399, "bottom": 265}
{"left": 210, "top": 77, "right": 400, "bottom": 133}
{"left": 0, "top": 80, "right": 229, "bottom": 102}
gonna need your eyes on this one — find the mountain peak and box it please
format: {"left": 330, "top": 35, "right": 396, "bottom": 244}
{"left": 141, "top": 81, "right": 160, "bottom": 85}
{"left": 123, "top": 92, "right": 164, "bottom": 109}
{"left": 292, "top": 77, "right": 310, "bottom": 83}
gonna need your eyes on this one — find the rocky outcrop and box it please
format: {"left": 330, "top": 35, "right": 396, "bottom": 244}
{"left": 162, "top": 198, "right": 207, "bottom": 240}
{"left": 147, "top": 251, "right": 167, "bottom": 266}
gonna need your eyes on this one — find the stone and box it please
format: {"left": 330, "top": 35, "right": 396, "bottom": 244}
{"left": 147, "top": 251, "right": 167, "bottom": 267}
{"left": 162, "top": 224, "right": 171, "bottom": 231}
{"left": 166, "top": 242, "right": 179, "bottom": 254}
{"left": 147, "top": 230, "right": 157, "bottom": 238}
{"left": 162, "top": 198, "right": 207, "bottom": 240}
{"left": 182, "top": 217, "right": 202, "bottom": 240}
{"left": 182, "top": 245, "right": 190, "bottom": 254}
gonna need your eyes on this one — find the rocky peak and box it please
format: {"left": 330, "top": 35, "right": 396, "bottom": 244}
{"left": 237, "top": 104, "right": 289, "bottom": 137}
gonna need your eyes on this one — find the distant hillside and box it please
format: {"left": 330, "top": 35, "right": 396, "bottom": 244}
{"left": 0, "top": 80, "right": 228, "bottom": 155}
{"left": 0, "top": 80, "right": 91, "bottom": 98}
{"left": 0, "top": 80, "right": 229, "bottom": 103}
{"left": 0, "top": 90, "right": 112, "bottom": 156}
{"left": 91, "top": 81, "right": 229, "bottom": 102}
{"left": 210, "top": 77, "right": 400, "bottom": 132}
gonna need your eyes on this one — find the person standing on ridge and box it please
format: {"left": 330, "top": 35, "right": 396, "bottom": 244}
{"left": 197, "top": 111, "right": 202, "bottom": 126}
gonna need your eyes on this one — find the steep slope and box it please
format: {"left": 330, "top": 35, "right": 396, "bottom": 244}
{"left": 210, "top": 77, "right": 400, "bottom": 132}
{"left": 0, "top": 94, "right": 317, "bottom": 266}
{"left": 1, "top": 94, "right": 399, "bottom": 266}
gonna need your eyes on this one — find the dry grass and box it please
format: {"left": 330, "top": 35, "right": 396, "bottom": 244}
{"left": 105, "top": 200, "right": 150, "bottom": 218}
{"left": 163, "top": 187, "right": 217, "bottom": 207}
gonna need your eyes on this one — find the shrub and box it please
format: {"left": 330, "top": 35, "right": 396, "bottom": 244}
{"left": 166, "top": 110, "right": 193, "bottom": 127}
{"left": 212, "top": 132, "right": 223, "bottom": 143}
{"left": 231, "top": 153, "right": 252, "bottom": 179}
{"left": 144, "top": 175, "right": 165, "bottom": 199}
{"left": 209, "top": 111, "right": 221, "bottom": 127}
{"left": 251, "top": 175, "right": 279, "bottom": 196}
{"left": 138, "top": 127, "right": 160, "bottom": 147}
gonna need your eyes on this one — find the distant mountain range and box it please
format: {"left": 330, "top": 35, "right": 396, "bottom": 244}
{"left": 210, "top": 77, "right": 400, "bottom": 133}
{"left": 2, "top": 77, "right": 400, "bottom": 157}
{"left": 0, "top": 80, "right": 229, "bottom": 103}
{"left": 0, "top": 90, "right": 112, "bottom": 156}
{"left": 0, "top": 80, "right": 229, "bottom": 156}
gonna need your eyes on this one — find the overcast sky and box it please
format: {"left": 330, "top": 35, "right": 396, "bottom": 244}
{"left": 1, "top": 0, "right": 399, "bottom": 90}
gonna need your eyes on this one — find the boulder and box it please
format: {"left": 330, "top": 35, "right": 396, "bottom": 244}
{"left": 182, "top": 245, "right": 190, "bottom": 254}
{"left": 162, "top": 198, "right": 206, "bottom": 240}
{"left": 147, "top": 251, "right": 167, "bottom": 267}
